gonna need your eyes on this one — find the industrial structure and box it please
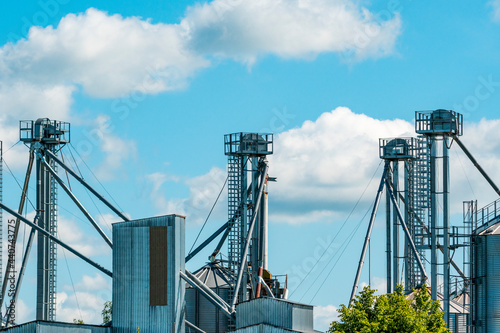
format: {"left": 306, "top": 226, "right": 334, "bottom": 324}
{"left": 351, "top": 109, "right": 500, "bottom": 333}
{"left": 0, "top": 112, "right": 500, "bottom": 332}
{"left": 0, "top": 122, "right": 318, "bottom": 333}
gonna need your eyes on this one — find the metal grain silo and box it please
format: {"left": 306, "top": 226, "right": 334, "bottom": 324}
{"left": 185, "top": 262, "right": 235, "bottom": 333}
{"left": 471, "top": 222, "right": 500, "bottom": 332}
{"left": 112, "top": 214, "right": 185, "bottom": 333}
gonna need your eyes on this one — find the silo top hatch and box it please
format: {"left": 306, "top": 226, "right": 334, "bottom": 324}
{"left": 224, "top": 132, "right": 273, "bottom": 156}
{"left": 415, "top": 109, "right": 463, "bottom": 136}
{"left": 379, "top": 137, "right": 416, "bottom": 160}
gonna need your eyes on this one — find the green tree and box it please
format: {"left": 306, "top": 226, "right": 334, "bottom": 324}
{"left": 102, "top": 301, "right": 112, "bottom": 324}
{"left": 73, "top": 318, "right": 84, "bottom": 324}
{"left": 328, "top": 284, "right": 449, "bottom": 333}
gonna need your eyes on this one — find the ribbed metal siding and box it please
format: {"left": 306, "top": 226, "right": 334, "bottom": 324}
{"left": 236, "top": 298, "right": 314, "bottom": 332}
{"left": 3, "top": 321, "right": 111, "bottom": 333}
{"left": 113, "top": 215, "right": 185, "bottom": 333}
{"left": 449, "top": 314, "right": 468, "bottom": 333}
{"left": 472, "top": 233, "right": 500, "bottom": 333}
{"left": 185, "top": 288, "right": 230, "bottom": 333}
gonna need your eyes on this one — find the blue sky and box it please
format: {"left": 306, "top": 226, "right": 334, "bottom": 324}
{"left": 1, "top": 0, "right": 500, "bottom": 331}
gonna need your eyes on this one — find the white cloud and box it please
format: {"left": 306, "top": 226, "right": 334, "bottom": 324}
{"left": 314, "top": 304, "right": 338, "bottom": 332}
{"left": 73, "top": 273, "right": 111, "bottom": 292}
{"left": 57, "top": 215, "right": 111, "bottom": 258}
{"left": 73, "top": 114, "right": 137, "bottom": 182}
{"left": 489, "top": 0, "right": 500, "bottom": 22}
{"left": 0, "top": 8, "right": 208, "bottom": 98}
{"left": 182, "top": 0, "right": 402, "bottom": 64}
{"left": 269, "top": 107, "right": 414, "bottom": 223}
{"left": 147, "top": 167, "right": 227, "bottom": 224}
{"left": 0, "top": 1, "right": 401, "bottom": 102}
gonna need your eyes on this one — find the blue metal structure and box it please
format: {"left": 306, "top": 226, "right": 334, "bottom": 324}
{"left": 19, "top": 119, "right": 70, "bottom": 321}
{"left": 224, "top": 133, "right": 272, "bottom": 308}
{"left": 112, "top": 214, "right": 186, "bottom": 333}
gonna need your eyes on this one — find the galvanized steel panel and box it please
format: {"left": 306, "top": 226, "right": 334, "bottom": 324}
{"left": 472, "top": 232, "right": 500, "bottom": 333}
{"left": 233, "top": 323, "right": 300, "bottom": 333}
{"left": 113, "top": 215, "right": 185, "bottom": 333}
{"left": 236, "top": 298, "right": 314, "bottom": 332}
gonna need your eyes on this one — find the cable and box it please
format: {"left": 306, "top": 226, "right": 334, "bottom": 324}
{"left": 62, "top": 248, "right": 83, "bottom": 321}
{"left": 2, "top": 158, "right": 36, "bottom": 210}
{"left": 454, "top": 148, "right": 477, "bottom": 200}
{"left": 188, "top": 174, "right": 229, "bottom": 255}
{"left": 69, "top": 143, "right": 124, "bottom": 213}
{"left": 290, "top": 160, "right": 383, "bottom": 297}
{"left": 307, "top": 203, "right": 372, "bottom": 303}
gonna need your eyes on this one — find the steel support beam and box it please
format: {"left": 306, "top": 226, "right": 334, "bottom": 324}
{"left": 180, "top": 271, "right": 234, "bottom": 319}
{"left": 185, "top": 222, "right": 229, "bottom": 263}
{"left": 44, "top": 149, "right": 129, "bottom": 222}
{"left": 231, "top": 162, "right": 269, "bottom": 309}
{"left": 0, "top": 150, "right": 34, "bottom": 313}
{"left": 443, "top": 137, "right": 450, "bottom": 325}
{"left": 0, "top": 201, "right": 112, "bottom": 277}
{"left": 350, "top": 162, "right": 389, "bottom": 305}
{"left": 453, "top": 135, "right": 500, "bottom": 197}
{"left": 39, "top": 156, "right": 112, "bottom": 248}
{"left": 386, "top": 180, "right": 428, "bottom": 281}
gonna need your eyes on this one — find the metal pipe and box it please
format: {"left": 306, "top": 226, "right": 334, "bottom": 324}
{"left": 349, "top": 162, "right": 388, "bottom": 305}
{"left": 259, "top": 276, "right": 275, "bottom": 298}
{"left": 454, "top": 135, "right": 500, "bottom": 197}
{"left": 263, "top": 186, "right": 269, "bottom": 270}
{"left": 185, "top": 269, "right": 231, "bottom": 311}
{"left": 386, "top": 173, "right": 392, "bottom": 294}
{"left": 44, "top": 149, "right": 129, "bottom": 221}
{"left": 209, "top": 208, "right": 242, "bottom": 260}
{"left": 180, "top": 271, "right": 234, "bottom": 319}
{"left": 397, "top": 192, "right": 467, "bottom": 280}
{"left": 386, "top": 180, "right": 428, "bottom": 281}
{"left": 0, "top": 201, "right": 112, "bottom": 277}
{"left": 39, "top": 155, "right": 112, "bottom": 248}
{"left": 185, "top": 222, "right": 229, "bottom": 263}
{"left": 185, "top": 320, "right": 206, "bottom": 333}
{"left": 231, "top": 162, "right": 269, "bottom": 309}
{"left": 443, "top": 136, "right": 450, "bottom": 325}
{"left": 392, "top": 161, "right": 399, "bottom": 290}
{"left": 0, "top": 150, "right": 34, "bottom": 312}
{"left": 430, "top": 138, "right": 438, "bottom": 300}
{"left": 256, "top": 267, "right": 263, "bottom": 298}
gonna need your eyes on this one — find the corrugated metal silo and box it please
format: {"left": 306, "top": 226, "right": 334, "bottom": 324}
{"left": 472, "top": 222, "right": 500, "bottom": 332}
{"left": 112, "top": 214, "right": 185, "bottom": 333}
{"left": 185, "top": 262, "right": 234, "bottom": 333}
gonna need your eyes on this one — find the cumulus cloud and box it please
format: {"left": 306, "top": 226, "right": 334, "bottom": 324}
{"left": 268, "top": 107, "right": 414, "bottom": 223}
{"left": 0, "top": 1, "right": 401, "bottom": 101}
{"left": 314, "top": 304, "right": 338, "bottom": 331}
{"left": 58, "top": 215, "right": 111, "bottom": 258}
{"left": 182, "top": 0, "right": 402, "bottom": 64}
{"left": 0, "top": 8, "right": 208, "bottom": 98}
{"left": 148, "top": 167, "right": 227, "bottom": 224}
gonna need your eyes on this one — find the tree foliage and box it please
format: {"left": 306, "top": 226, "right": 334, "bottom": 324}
{"left": 102, "top": 301, "right": 112, "bottom": 324}
{"left": 328, "top": 284, "right": 449, "bottom": 333}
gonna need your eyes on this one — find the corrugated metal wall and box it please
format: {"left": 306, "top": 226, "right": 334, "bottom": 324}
{"left": 112, "top": 215, "right": 185, "bottom": 333}
{"left": 236, "top": 298, "right": 314, "bottom": 332}
{"left": 472, "top": 232, "right": 500, "bottom": 333}
{"left": 185, "top": 288, "right": 230, "bottom": 333}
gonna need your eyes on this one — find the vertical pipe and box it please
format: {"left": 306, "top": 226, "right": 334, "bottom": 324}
{"left": 36, "top": 150, "right": 49, "bottom": 320}
{"left": 262, "top": 184, "right": 269, "bottom": 270}
{"left": 430, "top": 137, "right": 438, "bottom": 300}
{"left": 393, "top": 161, "right": 399, "bottom": 290}
{"left": 404, "top": 160, "right": 410, "bottom": 292}
{"left": 241, "top": 156, "right": 248, "bottom": 302}
{"left": 443, "top": 136, "right": 450, "bottom": 325}
{"left": 350, "top": 162, "right": 388, "bottom": 305}
{"left": 386, "top": 173, "right": 392, "bottom": 294}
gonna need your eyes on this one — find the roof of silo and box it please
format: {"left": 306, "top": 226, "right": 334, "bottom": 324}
{"left": 477, "top": 220, "right": 500, "bottom": 236}
{"left": 187, "top": 262, "right": 236, "bottom": 289}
